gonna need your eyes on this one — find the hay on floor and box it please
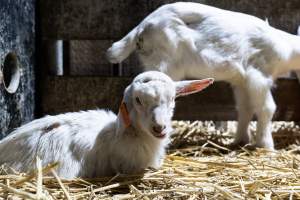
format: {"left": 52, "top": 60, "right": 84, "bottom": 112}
{"left": 0, "top": 121, "right": 299, "bottom": 200}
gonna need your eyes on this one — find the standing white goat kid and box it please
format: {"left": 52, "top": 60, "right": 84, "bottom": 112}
{"left": 107, "top": 2, "right": 300, "bottom": 149}
{"left": 0, "top": 71, "right": 213, "bottom": 178}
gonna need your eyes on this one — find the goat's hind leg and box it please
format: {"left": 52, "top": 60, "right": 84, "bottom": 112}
{"left": 246, "top": 68, "right": 276, "bottom": 150}
{"left": 232, "top": 85, "right": 254, "bottom": 147}
{"left": 252, "top": 89, "right": 275, "bottom": 149}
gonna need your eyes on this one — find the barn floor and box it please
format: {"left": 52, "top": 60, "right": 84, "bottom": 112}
{"left": 0, "top": 121, "right": 300, "bottom": 200}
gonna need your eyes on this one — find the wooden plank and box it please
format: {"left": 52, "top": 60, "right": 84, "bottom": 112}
{"left": 41, "top": 77, "right": 300, "bottom": 121}
{"left": 40, "top": 0, "right": 149, "bottom": 40}
{"left": 41, "top": 76, "right": 131, "bottom": 115}
{"left": 69, "top": 40, "right": 142, "bottom": 76}
{"left": 69, "top": 40, "right": 298, "bottom": 77}
{"left": 41, "top": 0, "right": 300, "bottom": 40}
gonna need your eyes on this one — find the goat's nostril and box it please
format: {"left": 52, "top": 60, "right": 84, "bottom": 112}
{"left": 152, "top": 125, "right": 166, "bottom": 133}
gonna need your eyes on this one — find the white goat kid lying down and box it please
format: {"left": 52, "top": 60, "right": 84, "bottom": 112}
{"left": 107, "top": 2, "right": 300, "bottom": 150}
{"left": 0, "top": 71, "right": 213, "bottom": 178}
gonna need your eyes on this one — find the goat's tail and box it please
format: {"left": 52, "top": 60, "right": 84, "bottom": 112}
{"left": 106, "top": 28, "right": 138, "bottom": 63}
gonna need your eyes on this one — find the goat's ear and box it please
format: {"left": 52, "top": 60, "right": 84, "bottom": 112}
{"left": 175, "top": 78, "right": 214, "bottom": 98}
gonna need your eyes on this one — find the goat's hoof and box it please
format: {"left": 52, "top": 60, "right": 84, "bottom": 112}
{"left": 255, "top": 141, "right": 275, "bottom": 151}
{"left": 243, "top": 143, "right": 275, "bottom": 151}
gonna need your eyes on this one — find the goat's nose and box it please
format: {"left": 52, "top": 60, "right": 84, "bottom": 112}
{"left": 152, "top": 124, "right": 166, "bottom": 133}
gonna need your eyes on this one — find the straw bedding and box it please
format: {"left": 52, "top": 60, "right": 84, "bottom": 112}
{"left": 0, "top": 121, "right": 300, "bottom": 200}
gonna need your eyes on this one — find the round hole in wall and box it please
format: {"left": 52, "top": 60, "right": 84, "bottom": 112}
{"left": 2, "top": 52, "right": 20, "bottom": 94}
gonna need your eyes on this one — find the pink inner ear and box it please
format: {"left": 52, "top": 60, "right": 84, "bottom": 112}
{"left": 179, "top": 79, "right": 213, "bottom": 95}
{"left": 119, "top": 101, "right": 131, "bottom": 128}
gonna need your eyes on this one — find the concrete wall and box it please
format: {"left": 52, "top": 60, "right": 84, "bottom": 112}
{"left": 0, "top": 0, "right": 36, "bottom": 137}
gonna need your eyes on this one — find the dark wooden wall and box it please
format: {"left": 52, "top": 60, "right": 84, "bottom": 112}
{"left": 39, "top": 0, "right": 300, "bottom": 121}
{"left": 0, "top": 0, "right": 36, "bottom": 138}
{"left": 41, "top": 0, "right": 300, "bottom": 40}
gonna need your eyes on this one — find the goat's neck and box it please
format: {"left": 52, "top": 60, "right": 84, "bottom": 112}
{"left": 115, "top": 114, "right": 128, "bottom": 136}
{"left": 115, "top": 114, "right": 148, "bottom": 139}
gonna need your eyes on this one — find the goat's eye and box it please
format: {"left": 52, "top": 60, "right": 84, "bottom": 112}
{"left": 136, "top": 97, "right": 142, "bottom": 105}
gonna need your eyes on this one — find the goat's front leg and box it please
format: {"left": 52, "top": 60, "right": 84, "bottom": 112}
{"left": 253, "top": 89, "right": 276, "bottom": 149}
{"left": 232, "top": 85, "right": 253, "bottom": 147}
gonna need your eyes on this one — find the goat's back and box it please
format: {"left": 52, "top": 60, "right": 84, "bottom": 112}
{"left": 0, "top": 110, "right": 116, "bottom": 178}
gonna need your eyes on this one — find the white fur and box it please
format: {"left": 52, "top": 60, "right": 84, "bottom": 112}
{"left": 107, "top": 2, "right": 300, "bottom": 149}
{"left": 0, "top": 71, "right": 211, "bottom": 178}
{"left": 296, "top": 28, "right": 300, "bottom": 83}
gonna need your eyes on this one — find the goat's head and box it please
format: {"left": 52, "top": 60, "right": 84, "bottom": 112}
{"left": 119, "top": 71, "right": 213, "bottom": 139}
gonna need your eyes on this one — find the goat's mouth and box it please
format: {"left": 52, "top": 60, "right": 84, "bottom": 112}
{"left": 152, "top": 132, "right": 166, "bottom": 139}
{"left": 151, "top": 127, "right": 167, "bottom": 139}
